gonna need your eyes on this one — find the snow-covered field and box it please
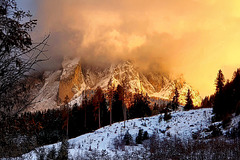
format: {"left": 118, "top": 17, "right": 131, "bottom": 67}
{"left": 15, "top": 108, "right": 215, "bottom": 159}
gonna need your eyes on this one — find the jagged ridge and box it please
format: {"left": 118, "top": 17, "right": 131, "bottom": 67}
{"left": 30, "top": 57, "right": 202, "bottom": 111}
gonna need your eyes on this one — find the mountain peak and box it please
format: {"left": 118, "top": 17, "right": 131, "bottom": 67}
{"left": 30, "top": 57, "right": 202, "bottom": 110}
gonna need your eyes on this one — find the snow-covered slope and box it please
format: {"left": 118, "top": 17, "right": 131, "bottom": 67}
{"left": 27, "top": 71, "right": 62, "bottom": 112}
{"left": 20, "top": 108, "right": 213, "bottom": 159}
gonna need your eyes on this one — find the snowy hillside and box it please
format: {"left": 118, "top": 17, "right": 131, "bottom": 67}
{"left": 20, "top": 108, "right": 213, "bottom": 159}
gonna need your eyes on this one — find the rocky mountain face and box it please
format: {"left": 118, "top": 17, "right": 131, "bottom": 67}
{"left": 30, "top": 57, "right": 202, "bottom": 111}
{"left": 58, "top": 57, "right": 86, "bottom": 102}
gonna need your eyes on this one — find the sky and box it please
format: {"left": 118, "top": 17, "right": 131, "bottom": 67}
{"left": 18, "top": 0, "right": 240, "bottom": 97}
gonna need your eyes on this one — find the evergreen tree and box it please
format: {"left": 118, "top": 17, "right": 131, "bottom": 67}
{"left": 152, "top": 103, "right": 160, "bottom": 115}
{"left": 215, "top": 69, "right": 225, "bottom": 94}
{"left": 184, "top": 89, "right": 194, "bottom": 111}
{"left": 201, "top": 95, "right": 215, "bottom": 108}
{"left": 213, "top": 70, "right": 225, "bottom": 120}
{"left": 136, "top": 129, "right": 143, "bottom": 144}
{"left": 163, "top": 109, "right": 172, "bottom": 121}
{"left": 57, "top": 138, "right": 68, "bottom": 160}
{"left": 62, "top": 96, "right": 70, "bottom": 138}
{"left": 100, "top": 96, "right": 109, "bottom": 127}
{"left": 231, "top": 69, "right": 240, "bottom": 113}
{"left": 112, "top": 85, "right": 124, "bottom": 123}
{"left": 143, "top": 131, "right": 149, "bottom": 140}
{"left": 86, "top": 98, "right": 98, "bottom": 131}
{"left": 47, "top": 146, "right": 57, "bottom": 160}
{"left": 123, "top": 130, "right": 132, "bottom": 145}
{"left": 172, "top": 87, "right": 179, "bottom": 111}
{"left": 129, "top": 92, "right": 151, "bottom": 119}
{"left": 93, "top": 87, "right": 105, "bottom": 128}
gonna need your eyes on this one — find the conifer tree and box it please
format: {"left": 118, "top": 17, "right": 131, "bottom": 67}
{"left": 47, "top": 146, "right": 57, "bottom": 160}
{"left": 93, "top": 87, "right": 105, "bottom": 128}
{"left": 62, "top": 96, "right": 70, "bottom": 138}
{"left": 136, "top": 129, "right": 143, "bottom": 144}
{"left": 232, "top": 69, "right": 240, "bottom": 112}
{"left": 57, "top": 138, "right": 68, "bottom": 160}
{"left": 123, "top": 130, "right": 132, "bottom": 145}
{"left": 129, "top": 92, "right": 151, "bottom": 119}
{"left": 215, "top": 69, "right": 225, "bottom": 94}
{"left": 112, "top": 85, "right": 124, "bottom": 123}
{"left": 184, "top": 89, "right": 194, "bottom": 111}
{"left": 213, "top": 69, "right": 225, "bottom": 120}
{"left": 172, "top": 87, "right": 179, "bottom": 111}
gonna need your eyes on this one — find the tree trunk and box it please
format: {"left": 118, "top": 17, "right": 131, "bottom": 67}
{"left": 66, "top": 109, "right": 69, "bottom": 138}
{"left": 98, "top": 105, "right": 101, "bottom": 128}
{"left": 84, "top": 104, "right": 87, "bottom": 128}
{"left": 109, "top": 98, "right": 112, "bottom": 126}
{"left": 123, "top": 104, "right": 126, "bottom": 128}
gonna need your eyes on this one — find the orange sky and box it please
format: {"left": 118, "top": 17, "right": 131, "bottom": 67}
{"left": 31, "top": 0, "right": 240, "bottom": 97}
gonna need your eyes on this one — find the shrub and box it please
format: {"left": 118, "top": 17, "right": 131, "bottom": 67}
{"left": 123, "top": 130, "right": 133, "bottom": 145}
{"left": 113, "top": 135, "right": 125, "bottom": 150}
{"left": 164, "top": 112, "right": 172, "bottom": 121}
{"left": 47, "top": 146, "right": 57, "bottom": 160}
{"left": 35, "top": 147, "right": 46, "bottom": 160}
{"left": 158, "top": 115, "right": 163, "bottom": 123}
{"left": 143, "top": 131, "right": 149, "bottom": 140}
{"left": 209, "top": 125, "right": 222, "bottom": 137}
{"left": 222, "top": 114, "right": 232, "bottom": 129}
{"left": 57, "top": 138, "right": 69, "bottom": 160}
{"left": 136, "top": 129, "right": 143, "bottom": 144}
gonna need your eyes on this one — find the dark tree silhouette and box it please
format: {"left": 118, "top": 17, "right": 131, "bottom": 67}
{"left": 184, "top": 89, "right": 194, "bottom": 111}
{"left": 231, "top": 69, "right": 240, "bottom": 113}
{"left": 57, "top": 138, "right": 69, "bottom": 160}
{"left": 112, "top": 85, "right": 124, "bottom": 123}
{"left": 62, "top": 96, "right": 70, "bottom": 138}
{"left": 107, "top": 78, "right": 114, "bottom": 126}
{"left": 0, "top": 0, "right": 49, "bottom": 119}
{"left": 93, "top": 87, "right": 104, "bottom": 128}
{"left": 121, "top": 77, "right": 130, "bottom": 127}
{"left": 213, "top": 70, "right": 225, "bottom": 120}
{"left": 129, "top": 92, "right": 151, "bottom": 119}
{"left": 172, "top": 87, "right": 179, "bottom": 111}
{"left": 0, "top": 0, "right": 49, "bottom": 156}
{"left": 201, "top": 95, "right": 215, "bottom": 108}
{"left": 215, "top": 69, "right": 225, "bottom": 94}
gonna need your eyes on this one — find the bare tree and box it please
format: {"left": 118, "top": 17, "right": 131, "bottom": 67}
{"left": 0, "top": 0, "right": 49, "bottom": 157}
{"left": 107, "top": 77, "right": 114, "bottom": 126}
{"left": 0, "top": 0, "right": 49, "bottom": 119}
{"left": 121, "top": 76, "right": 130, "bottom": 128}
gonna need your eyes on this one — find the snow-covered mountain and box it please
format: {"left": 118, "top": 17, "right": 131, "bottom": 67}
{"left": 30, "top": 56, "right": 202, "bottom": 111}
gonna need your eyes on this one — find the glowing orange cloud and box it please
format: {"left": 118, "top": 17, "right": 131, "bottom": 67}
{"left": 34, "top": 0, "right": 240, "bottom": 97}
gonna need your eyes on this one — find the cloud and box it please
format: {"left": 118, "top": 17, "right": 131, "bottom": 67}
{"left": 32, "top": 0, "right": 240, "bottom": 97}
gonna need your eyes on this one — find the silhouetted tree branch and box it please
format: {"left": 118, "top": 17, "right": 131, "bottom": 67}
{"left": 0, "top": 0, "right": 50, "bottom": 119}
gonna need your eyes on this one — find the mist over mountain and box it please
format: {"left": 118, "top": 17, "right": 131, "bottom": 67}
{"left": 29, "top": 56, "right": 201, "bottom": 112}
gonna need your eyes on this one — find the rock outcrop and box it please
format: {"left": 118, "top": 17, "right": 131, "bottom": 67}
{"left": 30, "top": 56, "right": 202, "bottom": 110}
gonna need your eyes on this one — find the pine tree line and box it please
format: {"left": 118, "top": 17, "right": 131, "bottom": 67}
{"left": 212, "top": 69, "right": 240, "bottom": 121}
{"left": 0, "top": 84, "right": 153, "bottom": 157}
